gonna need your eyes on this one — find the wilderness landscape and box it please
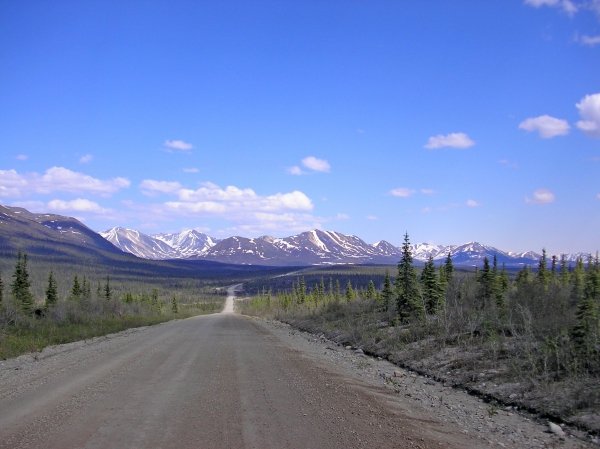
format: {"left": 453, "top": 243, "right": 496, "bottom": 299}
{"left": 1, "top": 1, "right": 599, "bottom": 448}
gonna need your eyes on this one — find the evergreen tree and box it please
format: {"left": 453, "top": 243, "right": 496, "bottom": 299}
{"left": 395, "top": 232, "right": 423, "bottom": 322}
{"left": 381, "top": 271, "right": 393, "bottom": 312}
{"left": 421, "top": 256, "right": 442, "bottom": 315}
{"left": 96, "top": 280, "right": 102, "bottom": 299}
{"left": 477, "top": 257, "right": 494, "bottom": 310}
{"left": 572, "top": 261, "right": 599, "bottom": 365}
{"left": 45, "top": 271, "right": 58, "bottom": 307}
{"left": 81, "top": 276, "right": 91, "bottom": 300}
{"left": 444, "top": 252, "right": 454, "bottom": 284}
{"left": 496, "top": 264, "right": 509, "bottom": 314}
{"left": 516, "top": 265, "right": 531, "bottom": 287}
{"left": 365, "top": 280, "right": 376, "bottom": 300}
{"left": 551, "top": 255, "right": 558, "bottom": 281}
{"left": 71, "top": 275, "right": 82, "bottom": 300}
{"left": 297, "top": 277, "right": 306, "bottom": 304}
{"left": 0, "top": 271, "right": 3, "bottom": 305}
{"left": 345, "top": 281, "right": 355, "bottom": 302}
{"left": 335, "top": 279, "right": 341, "bottom": 301}
{"left": 11, "top": 252, "right": 34, "bottom": 314}
{"left": 559, "top": 254, "right": 570, "bottom": 287}
{"left": 171, "top": 296, "right": 179, "bottom": 313}
{"left": 537, "top": 249, "right": 549, "bottom": 289}
{"left": 104, "top": 276, "right": 112, "bottom": 301}
{"left": 571, "top": 257, "right": 585, "bottom": 305}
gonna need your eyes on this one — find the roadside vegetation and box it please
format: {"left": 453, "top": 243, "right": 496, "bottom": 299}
{"left": 0, "top": 252, "right": 226, "bottom": 359}
{"left": 239, "top": 233, "right": 600, "bottom": 434}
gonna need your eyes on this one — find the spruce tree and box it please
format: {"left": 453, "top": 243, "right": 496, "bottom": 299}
{"left": 345, "top": 281, "right": 355, "bottom": 302}
{"left": 335, "top": 279, "right": 341, "bottom": 301}
{"left": 171, "top": 296, "right": 178, "bottom": 313}
{"left": 11, "top": 252, "right": 34, "bottom": 314}
{"left": 572, "top": 261, "right": 599, "bottom": 365}
{"left": 45, "top": 271, "right": 58, "bottom": 307}
{"left": 559, "top": 254, "right": 570, "bottom": 287}
{"left": 444, "top": 253, "right": 454, "bottom": 284}
{"left": 395, "top": 232, "right": 423, "bottom": 322}
{"left": 0, "top": 271, "right": 3, "bottom": 305}
{"left": 381, "top": 271, "right": 393, "bottom": 312}
{"left": 477, "top": 257, "right": 493, "bottom": 310}
{"left": 537, "top": 249, "right": 549, "bottom": 289}
{"left": 571, "top": 257, "right": 585, "bottom": 305}
{"left": 71, "top": 275, "right": 82, "bottom": 300}
{"left": 104, "top": 276, "right": 112, "bottom": 300}
{"left": 366, "top": 280, "right": 376, "bottom": 300}
{"left": 421, "top": 256, "right": 442, "bottom": 315}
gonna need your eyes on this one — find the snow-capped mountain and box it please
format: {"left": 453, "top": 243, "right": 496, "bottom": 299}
{"left": 155, "top": 230, "right": 219, "bottom": 257}
{"left": 100, "top": 227, "right": 179, "bottom": 260}
{"left": 99, "top": 226, "right": 569, "bottom": 267}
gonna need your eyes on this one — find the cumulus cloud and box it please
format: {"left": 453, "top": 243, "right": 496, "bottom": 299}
{"left": 47, "top": 198, "right": 109, "bottom": 214}
{"left": 576, "top": 93, "right": 600, "bottom": 137}
{"left": 526, "top": 188, "right": 556, "bottom": 204}
{"left": 390, "top": 188, "right": 415, "bottom": 198}
{"left": 288, "top": 156, "right": 331, "bottom": 175}
{"left": 466, "top": 199, "right": 480, "bottom": 208}
{"left": 140, "top": 179, "right": 183, "bottom": 195}
{"left": 302, "top": 156, "right": 331, "bottom": 173}
{"left": 519, "top": 115, "right": 570, "bottom": 138}
{"left": 0, "top": 167, "right": 130, "bottom": 198}
{"left": 164, "top": 139, "right": 193, "bottom": 152}
{"left": 524, "top": 0, "right": 577, "bottom": 15}
{"left": 79, "top": 154, "right": 93, "bottom": 164}
{"left": 577, "top": 34, "right": 600, "bottom": 46}
{"left": 424, "top": 132, "right": 475, "bottom": 149}
{"left": 287, "top": 166, "right": 304, "bottom": 176}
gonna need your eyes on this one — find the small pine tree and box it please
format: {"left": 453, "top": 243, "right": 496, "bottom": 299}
{"left": 71, "top": 275, "right": 82, "bottom": 300}
{"left": 45, "top": 271, "right": 58, "bottom": 307}
{"left": 171, "top": 296, "right": 179, "bottom": 313}
{"left": 104, "top": 276, "right": 112, "bottom": 300}
{"left": 421, "top": 256, "right": 442, "bottom": 315}
{"left": 11, "top": 252, "right": 34, "bottom": 314}
{"left": 477, "top": 257, "right": 494, "bottom": 310}
{"left": 395, "top": 232, "right": 423, "bottom": 322}
{"left": 345, "top": 281, "right": 355, "bottom": 302}
{"left": 571, "top": 257, "right": 586, "bottom": 304}
{"left": 444, "top": 253, "right": 454, "bottom": 284}
{"left": 365, "top": 280, "right": 376, "bottom": 300}
{"left": 559, "top": 254, "right": 570, "bottom": 287}
{"left": 335, "top": 279, "right": 341, "bottom": 301}
{"left": 0, "top": 271, "right": 3, "bottom": 305}
{"left": 537, "top": 249, "right": 549, "bottom": 289}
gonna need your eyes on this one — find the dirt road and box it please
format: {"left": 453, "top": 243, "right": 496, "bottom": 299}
{"left": 0, "top": 289, "right": 591, "bottom": 448}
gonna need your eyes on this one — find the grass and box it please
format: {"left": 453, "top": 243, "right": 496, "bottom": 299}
{"left": 0, "top": 302, "right": 223, "bottom": 360}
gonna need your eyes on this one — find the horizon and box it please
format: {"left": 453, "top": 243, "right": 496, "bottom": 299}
{"left": 1, "top": 2, "right": 598, "bottom": 255}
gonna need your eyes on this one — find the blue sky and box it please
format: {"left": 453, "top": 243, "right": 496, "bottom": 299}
{"left": 1, "top": 0, "right": 598, "bottom": 254}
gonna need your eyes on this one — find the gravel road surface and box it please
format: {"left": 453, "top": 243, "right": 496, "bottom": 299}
{"left": 0, "top": 287, "right": 593, "bottom": 448}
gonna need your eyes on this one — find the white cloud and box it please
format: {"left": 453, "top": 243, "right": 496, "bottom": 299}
{"left": 79, "top": 154, "right": 93, "bottom": 164}
{"left": 526, "top": 188, "right": 556, "bottom": 204}
{"left": 524, "top": 0, "right": 578, "bottom": 15}
{"left": 335, "top": 213, "right": 350, "bottom": 220}
{"left": 0, "top": 167, "right": 130, "bottom": 198}
{"left": 578, "top": 34, "right": 600, "bottom": 46}
{"left": 47, "top": 198, "right": 109, "bottom": 214}
{"left": 466, "top": 199, "right": 480, "bottom": 208}
{"left": 576, "top": 93, "right": 600, "bottom": 137}
{"left": 420, "top": 188, "right": 435, "bottom": 195}
{"left": 390, "top": 187, "right": 415, "bottom": 198}
{"left": 287, "top": 166, "right": 304, "bottom": 175}
{"left": 183, "top": 167, "right": 199, "bottom": 173}
{"left": 16, "top": 154, "right": 28, "bottom": 161}
{"left": 424, "top": 132, "right": 475, "bottom": 149}
{"left": 302, "top": 156, "right": 331, "bottom": 173}
{"left": 518, "top": 115, "right": 570, "bottom": 138}
{"left": 597, "top": 193, "right": 600, "bottom": 200}
{"left": 164, "top": 139, "right": 193, "bottom": 152}
{"left": 140, "top": 179, "right": 183, "bottom": 195}
{"left": 366, "top": 215, "right": 378, "bottom": 221}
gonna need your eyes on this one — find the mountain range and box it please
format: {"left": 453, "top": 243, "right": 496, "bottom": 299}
{"left": 100, "top": 226, "right": 589, "bottom": 268}
{"left": 1, "top": 204, "right": 590, "bottom": 269}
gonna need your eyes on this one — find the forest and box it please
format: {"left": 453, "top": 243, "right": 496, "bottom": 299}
{"left": 0, "top": 251, "right": 226, "bottom": 359}
{"left": 239, "top": 233, "right": 600, "bottom": 434}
